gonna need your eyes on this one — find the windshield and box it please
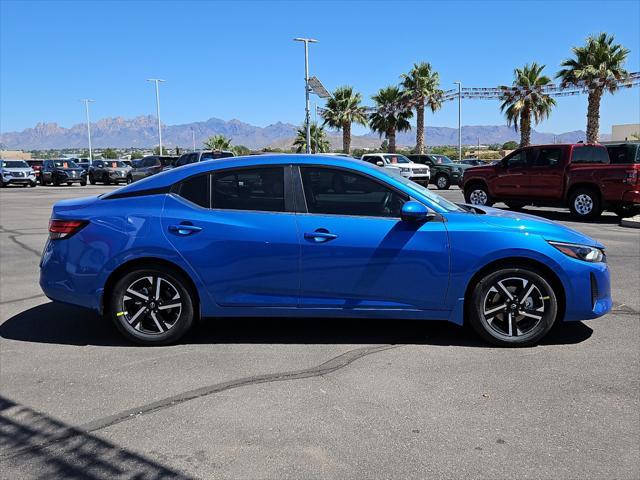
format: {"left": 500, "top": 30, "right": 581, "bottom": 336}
{"left": 377, "top": 167, "right": 465, "bottom": 212}
{"left": 101, "top": 160, "right": 128, "bottom": 168}
{"left": 0, "top": 160, "right": 29, "bottom": 168}
{"left": 432, "top": 155, "right": 453, "bottom": 164}
{"left": 383, "top": 154, "right": 411, "bottom": 164}
{"left": 53, "top": 160, "right": 79, "bottom": 168}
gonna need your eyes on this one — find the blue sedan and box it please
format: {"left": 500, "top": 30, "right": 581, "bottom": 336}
{"left": 40, "top": 155, "right": 612, "bottom": 346}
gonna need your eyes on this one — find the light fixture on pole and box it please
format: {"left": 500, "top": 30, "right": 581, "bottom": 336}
{"left": 80, "top": 99, "right": 94, "bottom": 164}
{"left": 147, "top": 79, "right": 165, "bottom": 154}
{"left": 293, "top": 37, "right": 317, "bottom": 154}
{"left": 191, "top": 127, "right": 196, "bottom": 151}
{"left": 454, "top": 81, "right": 462, "bottom": 162}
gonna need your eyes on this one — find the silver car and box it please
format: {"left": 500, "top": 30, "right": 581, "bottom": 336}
{"left": 0, "top": 160, "right": 37, "bottom": 188}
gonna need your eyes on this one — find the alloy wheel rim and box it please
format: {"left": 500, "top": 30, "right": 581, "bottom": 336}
{"left": 470, "top": 189, "right": 488, "bottom": 205}
{"left": 437, "top": 176, "right": 447, "bottom": 188}
{"left": 482, "top": 276, "right": 548, "bottom": 337}
{"left": 121, "top": 275, "right": 182, "bottom": 335}
{"left": 574, "top": 194, "right": 593, "bottom": 215}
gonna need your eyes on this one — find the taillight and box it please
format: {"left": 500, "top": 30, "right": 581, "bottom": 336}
{"left": 48, "top": 219, "right": 87, "bottom": 240}
{"left": 624, "top": 169, "right": 639, "bottom": 185}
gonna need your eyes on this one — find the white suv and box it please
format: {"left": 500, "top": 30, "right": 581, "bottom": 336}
{"left": 361, "top": 153, "right": 430, "bottom": 185}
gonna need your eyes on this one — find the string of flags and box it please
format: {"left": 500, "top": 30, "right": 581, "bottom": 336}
{"left": 318, "top": 72, "right": 639, "bottom": 116}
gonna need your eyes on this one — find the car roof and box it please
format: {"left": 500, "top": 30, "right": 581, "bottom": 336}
{"left": 106, "top": 154, "right": 382, "bottom": 196}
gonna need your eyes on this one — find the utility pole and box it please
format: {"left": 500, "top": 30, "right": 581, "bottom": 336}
{"left": 191, "top": 127, "right": 196, "bottom": 151}
{"left": 147, "top": 79, "right": 165, "bottom": 154}
{"left": 80, "top": 99, "right": 94, "bottom": 164}
{"left": 454, "top": 81, "right": 462, "bottom": 162}
{"left": 293, "top": 37, "right": 317, "bottom": 154}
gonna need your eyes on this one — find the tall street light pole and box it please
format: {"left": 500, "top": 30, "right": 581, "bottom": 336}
{"left": 293, "top": 37, "right": 317, "bottom": 154}
{"left": 147, "top": 79, "right": 165, "bottom": 154}
{"left": 191, "top": 127, "right": 196, "bottom": 151}
{"left": 80, "top": 99, "right": 94, "bottom": 164}
{"left": 454, "top": 81, "right": 462, "bottom": 162}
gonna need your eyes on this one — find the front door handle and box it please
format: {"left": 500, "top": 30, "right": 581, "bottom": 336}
{"left": 304, "top": 229, "right": 338, "bottom": 243}
{"left": 168, "top": 224, "right": 202, "bottom": 236}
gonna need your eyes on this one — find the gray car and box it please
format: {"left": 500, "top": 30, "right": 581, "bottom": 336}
{"left": 0, "top": 160, "right": 37, "bottom": 187}
{"left": 88, "top": 159, "right": 131, "bottom": 185}
{"left": 127, "top": 155, "right": 177, "bottom": 183}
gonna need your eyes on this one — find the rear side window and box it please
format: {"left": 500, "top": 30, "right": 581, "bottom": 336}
{"left": 177, "top": 175, "right": 209, "bottom": 208}
{"left": 607, "top": 145, "right": 640, "bottom": 164}
{"left": 571, "top": 146, "right": 609, "bottom": 164}
{"left": 533, "top": 148, "right": 562, "bottom": 167}
{"left": 212, "top": 167, "right": 284, "bottom": 212}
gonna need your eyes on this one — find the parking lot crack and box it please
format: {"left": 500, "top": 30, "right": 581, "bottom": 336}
{"left": 79, "top": 344, "right": 402, "bottom": 433}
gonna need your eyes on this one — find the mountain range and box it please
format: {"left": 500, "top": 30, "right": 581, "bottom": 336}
{"left": 0, "top": 115, "right": 595, "bottom": 151}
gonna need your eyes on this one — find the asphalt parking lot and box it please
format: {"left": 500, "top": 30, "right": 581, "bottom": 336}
{"left": 1, "top": 183, "right": 638, "bottom": 479}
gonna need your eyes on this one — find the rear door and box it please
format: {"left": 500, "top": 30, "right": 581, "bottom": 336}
{"left": 528, "top": 147, "right": 565, "bottom": 199}
{"left": 162, "top": 165, "right": 300, "bottom": 307}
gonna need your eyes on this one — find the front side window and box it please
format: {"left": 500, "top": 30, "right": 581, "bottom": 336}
{"left": 505, "top": 151, "right": 527, "bottom": 168}
{"left": 533, "top": 148, "right": 562, "bottom": 167}
{"left": 572, "top": 146, "right": 609, "bottom": 164}
{"left": 212, "top": 167, "right": 284, "bottom": 212}
{"left": 383, "top": 154, "right": 410, "bottom": 164}
{"left": 300, "top": 167, "right": 407, "bottom": 217}
{"left": 362, "top": 156, "right": 380, "bottom": 165}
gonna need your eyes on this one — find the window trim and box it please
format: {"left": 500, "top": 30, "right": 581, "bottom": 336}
{"left": 293, "top": 164, "right": 412, "bottom": 219}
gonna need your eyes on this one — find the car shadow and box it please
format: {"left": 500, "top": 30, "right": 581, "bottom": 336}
{"left": 0, "top": 301, "right": 593, "bottom": 348}
{"left": 494, "top": 205, "right": 621, "bottom": 225}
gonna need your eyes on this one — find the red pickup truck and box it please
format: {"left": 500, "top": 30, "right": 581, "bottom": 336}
{"left": 462, "top": 143, "right": 640, "bottom": 220}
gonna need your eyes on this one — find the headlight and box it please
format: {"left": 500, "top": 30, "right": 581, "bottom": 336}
{"left": 548, "top": 241, "right": 605, "bottom": 262}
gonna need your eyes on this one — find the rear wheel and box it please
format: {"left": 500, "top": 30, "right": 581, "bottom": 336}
{"left": 66, "top": 182, "right": 72, "bottom": 186}
{"left": 109, "top": 266, "right": 195, "bottom": 345}
{"left": 568, "top": 187, "right": 602, "bottom": 220}
{"left": 468, "top": 267, "right": 558, "bottom": 347}
{"left": 505, "top": 201, "right": 526, "bottom": 211}
{"left": 435, "top": 173, "right": 451, "bottom": 190}
{"left": 53, "top": 177, "right": 60, "bottom": 186}
{"left": 89, "top": 174, "right": 96, "bottom": 185}
{"left": 612, "top": 205, "right": 639, "bottom": 218}
{"left": 464, "top": 183, "right": 493, "bottom": 207}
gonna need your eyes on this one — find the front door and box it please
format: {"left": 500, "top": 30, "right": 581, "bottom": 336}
{"left": 492, "top": 150, "right": 531, "bottom": 197}
{"left": 528, "top": 147, "right": 564, "bottom": 199}
{"left": 295, "top": 166, "right": 449, "bottom": 311}
{"left": 162, "top": 166, "right": 300, "bottom": 307}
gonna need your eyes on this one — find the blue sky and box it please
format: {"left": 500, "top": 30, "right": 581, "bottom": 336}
{"left": 1, "top": 0, "right": 638, "bottom": 136}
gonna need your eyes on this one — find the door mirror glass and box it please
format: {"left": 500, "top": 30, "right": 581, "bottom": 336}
{"left": 401, "top": 201, "right": 430, "bottom": 221}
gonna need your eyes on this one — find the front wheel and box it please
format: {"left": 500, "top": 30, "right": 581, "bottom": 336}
{"left": 126, "top": 176, "right": 133, "bottom": 184}
{"left": 468, "top": 267, "right": 558, "bottom": 347}
{"left": 109, "top": 267, "right": 195, "bottom": 345}
{"left": 464, "top": 183, "right": 493, "bottom": 207}
{"left": 89, "top": 174, "right": 96, "bottom": 185}
{"left": 29, "top": 181, "right": 37, "bottom": 188}
{"left": 435, "top": 173, "right": 451, "bottom": 190}
{"left": 568, "top": 187, "right": 602, "bottom": 220}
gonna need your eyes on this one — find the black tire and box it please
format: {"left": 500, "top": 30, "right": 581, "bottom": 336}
{"left": 53, "top": 177, "right": 60, "bottom": 186}
{"left": 80, "top": 180, "right": 87, "bottom": 186}
{"left": 66, "top": 182, "right": 72, "bottom": 186}
{"left": 568, "top": 187, "right": 602, "bottom": 220}
{"left": 435, "top": 173, "right": 451, "bottom": 190}
{"left": 104, "top": 177, "right": 111, "bottom": 185}
{"left": 30, "top": 182, "right": 37, "bottom": 188}
{"left": 40, "top": 177, "right": 47, "bottom": 186}
{"left": 468, "top": 266, "right": 558, "bottom": 347}
{"left": 89, "top": 174, "right": 96, "bottom": 185}
{"left": 126, "top": 176, "right": 133, "bottom": 184}
{"left": 612, "top": 205, "right": 639, "bottom": 218}
{"left": 0, "top": 179, "right": 4, "bottom": 188}
{"left": 464, "top": 182, "right": 493, "bottom": 207}
{"left": 108, "top": 266, "right": 195, "bottom": 345}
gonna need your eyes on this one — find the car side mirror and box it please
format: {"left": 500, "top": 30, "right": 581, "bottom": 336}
{"left": 401, "top": 201, "right": 431, "bottom": 222}
{"left": 376, "top": 161, "right": 384, "bottom": 167}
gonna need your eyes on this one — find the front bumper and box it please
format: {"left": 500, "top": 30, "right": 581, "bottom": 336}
{"left": 2, "top": 175, "right": 36, "bottom": 184}
{"left": 54, "top": 173, "right": 86, "bottom": 183}
{"left": 409, "top": 175, "right": 431, "bottom": 185}
{"left": 563, "top": 260, "right": 612, "bottom": 321}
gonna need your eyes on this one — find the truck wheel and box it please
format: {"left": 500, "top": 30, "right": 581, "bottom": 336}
{"left": 505, "top": 202, "right": 526, "bottom": 211}
{"left": 435, "top": 173, "right": 450, "bottom": 190}
{"left": 464, "top": 183, "right": 493, "bottom": 207}
{"left": 568, "top": 187, "right": 602, "bottom": 220}
{"left": 89, "top": 174, "right": 96, "bottom": 185}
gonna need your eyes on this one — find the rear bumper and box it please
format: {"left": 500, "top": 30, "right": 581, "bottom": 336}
{"left": 621, "top": 189, "right": 640, "bottom": 204}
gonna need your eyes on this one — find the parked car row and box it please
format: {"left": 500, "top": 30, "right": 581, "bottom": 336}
{"left": 0, "top": 160, "right": 38, "bottom": 187}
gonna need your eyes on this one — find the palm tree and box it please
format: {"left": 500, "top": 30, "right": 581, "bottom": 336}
{"left": 292, "top": 122, "right": 330, "bottom": 153}
{"left": 321, "top": 86, "right": 368, "bottom": 154}
{"left": 203, "top": 135, "right": 232, "bottom": 151}
{"left": 499, "top": 63, "right": 556, "bottom": 147}
{"left": 557, "top": 33, "right": 630, "bottom": 143}
{"left": 401, "top": 62, "right": 442, "bottom": 153}
{"left": 369, "top": 86, "right": 413, "bottom": 153}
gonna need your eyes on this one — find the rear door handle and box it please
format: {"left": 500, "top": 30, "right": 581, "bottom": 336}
{"left": 304, "top": 230, "right": 338, "bottom": 243}
{"left": 168, "top": 224, "right": 202, "bottom": 236}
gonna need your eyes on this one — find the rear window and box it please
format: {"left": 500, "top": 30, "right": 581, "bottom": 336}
{"left": 607, "top": 144, "right": 640, "bottom": 164}
{"left": 177, "top": 174, "right": 209, "bottom": 208}
{"left": 571, "top": 146, "right": 609, "bottom": 164}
